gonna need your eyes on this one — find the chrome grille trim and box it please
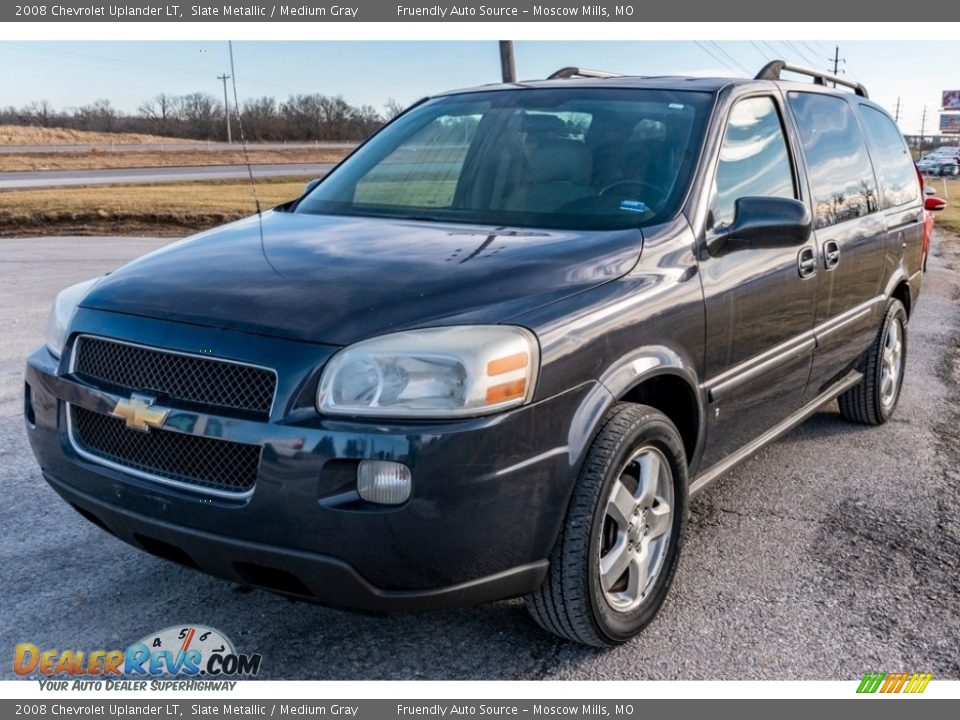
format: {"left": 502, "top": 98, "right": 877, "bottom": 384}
{"left": 70, "top": 335, "right": 278, "bottom": 419}
{"left": 66, "top": 403, "right": 258, "bottom": 500}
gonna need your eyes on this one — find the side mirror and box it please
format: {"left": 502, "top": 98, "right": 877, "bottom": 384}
{"left": 924, "top": 186, "right": 937, "bottom": 196}
{"left": 303, "top": 178, "right": 323, "bottom": 196}
{"left": 707, "top": 196, "right": 812, "bottom": 255}
{"left": 925, "top": 196, "right": 946, "bottom": 212}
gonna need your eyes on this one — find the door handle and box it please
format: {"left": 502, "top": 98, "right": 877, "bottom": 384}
{"left": 798, "top": 247, "right": 817, "bottom": 278}
{"left": 823, "top": 240, "right": 841, "bottom": 270}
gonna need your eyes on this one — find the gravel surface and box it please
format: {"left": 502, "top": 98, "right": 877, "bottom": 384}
{"left": 1, "top": 232, "right": 957, "bottom": 680}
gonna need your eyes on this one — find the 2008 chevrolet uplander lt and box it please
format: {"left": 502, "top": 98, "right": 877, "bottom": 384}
{"left": 26, "top": 62, "right": 925, "bottom": 646}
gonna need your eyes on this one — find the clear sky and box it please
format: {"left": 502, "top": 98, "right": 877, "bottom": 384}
{"left": 0, "top": 40, "right": 955, "bottom": 135}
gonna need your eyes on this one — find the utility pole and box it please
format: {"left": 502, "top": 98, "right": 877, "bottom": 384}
{"left": 831, "top": 45, "right": 842, "bottom": 75}
{"left": 894, "top": 97, "right": 901, "bottom": 124}
{"left": 919, "top": 106, "right": 927, "bottom": 156}
{"left": 217, "top": 73, "right": 232, "bottom": 144}
{"left": 499, "top": 41, "right": 516, "bottom": 83}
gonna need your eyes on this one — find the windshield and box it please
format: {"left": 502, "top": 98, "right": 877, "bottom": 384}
{"left": 294, "top": 88, "right": 712, "bottom": 231}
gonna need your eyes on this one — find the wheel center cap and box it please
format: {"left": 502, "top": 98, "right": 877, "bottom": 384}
{"left": 628, "top": 515, "right": 644, "bottom": 544}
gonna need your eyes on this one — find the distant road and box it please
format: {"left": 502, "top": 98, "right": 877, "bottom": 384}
{"left": 0, "top": 163, "right": 335, "bottom": 189}
{"left": 0, "top": 141, "right": 354, "bottom": 154}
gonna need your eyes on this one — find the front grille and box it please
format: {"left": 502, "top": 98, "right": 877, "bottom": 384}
{"left": 72, "top": 336, "right": 276, "bottom": 419}
{"left": 71, "top": 406, "right": 260, "bottom": 495}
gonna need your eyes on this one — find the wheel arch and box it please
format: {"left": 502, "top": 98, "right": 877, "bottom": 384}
{"left": 883, "top": 267, "right": 916, "bottom": 320}
{"left": 891, "top": 279, "right": 912, "bottom": 319}
{"left": 596, "top": 346, "right": 706, "bottom": 471}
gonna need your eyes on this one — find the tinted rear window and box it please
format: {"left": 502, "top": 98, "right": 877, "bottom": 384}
{"left": 858, "top": 105, "right": 920, "bottom": 209}
{"left": 294, "top": 88, "right": 713, "bottom": 231}
{"left": 787, "top": 92, "right": 880, "bottom": 229}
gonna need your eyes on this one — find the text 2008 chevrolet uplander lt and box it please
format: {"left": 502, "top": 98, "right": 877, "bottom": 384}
{"left": 25, "top": 62, "right": 925, "bottom": 646}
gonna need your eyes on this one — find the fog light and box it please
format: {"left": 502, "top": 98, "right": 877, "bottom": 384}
{"left": 357, "top": 460, "right": 412, "bottom": 505}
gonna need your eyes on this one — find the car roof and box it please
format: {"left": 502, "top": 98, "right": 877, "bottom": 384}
{"left": 435, "top": 75, "right": 745, "bottom": 96}
{"left": 433, "top": 69, "right": 884, "bottom": 113}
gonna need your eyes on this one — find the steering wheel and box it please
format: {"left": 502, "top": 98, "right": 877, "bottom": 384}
{"left": 598, "top": 179, "right": 667, "bottom": 206}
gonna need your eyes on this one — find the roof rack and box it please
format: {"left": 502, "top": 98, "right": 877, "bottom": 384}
{"left": 548, "top": 67, "right": 621, "bottom": 80}
{"left": 755, "top": 60, "right": 868, "bottom": 98}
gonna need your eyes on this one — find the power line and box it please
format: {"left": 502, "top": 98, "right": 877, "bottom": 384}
{"left": 707, "top": 41, "right": 751, "bottom": 76}
{"left": 760, "top": 41, "right": 782, "bottom": 61}
{"left": 799, "top": 41, "right": 823, "bottom": 62}
{"left": 749, "top": 41, "right": 774, "bottom": 63}
{"left": 0, "top": 40, "right": 317, "bottom": 100}
{"left": 785, "top": 40, "right": 819, "bottom": 67}
{"left": 692, "top": 40, "right": 741, "bottom": 76}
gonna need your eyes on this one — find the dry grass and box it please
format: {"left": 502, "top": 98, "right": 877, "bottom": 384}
{"left": 927, "top": 177, "right": 960, "bottom": 235}
{"left": 0, "top": 125, "right": 195, "bottom": 146}
{"left": 0, "top": 147, "right": 349, "bottom": 172}
{"left": 5, "top": 173, "right": 955, "bottom": 240}
{"left": 0, "top": 177, "right": 311, "bottom": 237}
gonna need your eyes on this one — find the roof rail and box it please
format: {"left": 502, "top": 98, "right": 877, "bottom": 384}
{"left": 548, "top": 67, "right": 621, "bottom": 80}
{"left": 755, "top": 60, "right": 868, "bottom": 98}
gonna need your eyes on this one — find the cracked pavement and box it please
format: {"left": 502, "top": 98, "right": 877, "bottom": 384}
{"left": 1, "top": 232, "right": 958, "bottom": 680}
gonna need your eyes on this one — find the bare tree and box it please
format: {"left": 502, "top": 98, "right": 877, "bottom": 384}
{"left": 137, "top": 93, "right": 179, "bottom": 136}
{"left": 240, "top": 96, "right": 280, "bottom": 141}
{"left": 384, "top": 98, "right": 406, "bottom": 120}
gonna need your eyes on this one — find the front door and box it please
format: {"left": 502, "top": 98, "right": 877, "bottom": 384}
{"left": 698, "top": 94, "right": 818, "bottom": 470}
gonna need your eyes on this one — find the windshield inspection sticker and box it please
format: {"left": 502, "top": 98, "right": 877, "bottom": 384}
{"left": 619, "top": 200, "right": 649, "bottom": 213}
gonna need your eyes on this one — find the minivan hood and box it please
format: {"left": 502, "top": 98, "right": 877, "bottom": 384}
{"left": 82, "top": 211, "right": 642, "bottom": 345}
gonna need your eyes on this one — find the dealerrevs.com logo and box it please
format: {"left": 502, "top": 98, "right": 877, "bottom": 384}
{"left": 14, "top": 625, "right": 261, "bottom": 688}
{"left": 856, "top": 672, "right": 933, "bottom": 694}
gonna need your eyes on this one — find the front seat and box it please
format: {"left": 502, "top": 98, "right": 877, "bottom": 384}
{"left": 504, "top": 140, "right": 595, "bottom": 213}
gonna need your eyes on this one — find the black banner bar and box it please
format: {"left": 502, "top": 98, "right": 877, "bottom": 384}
{"left": 6, "top": 1, "right": 960, "bottom": 22}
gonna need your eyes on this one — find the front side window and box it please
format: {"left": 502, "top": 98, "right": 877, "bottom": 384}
{"left": 858, "top": 105, "right": 920, "bottom": 210}
{"left": 787, "top": 92, "right": 880, "bottom": 229}
{"left": 294, "top": 88, "right": 713, "bottom": 231}
{"left": 710, "top": 96, "right": 795, "bottom": 229}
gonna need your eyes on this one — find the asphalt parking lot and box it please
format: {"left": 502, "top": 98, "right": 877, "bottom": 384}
{"left": 1, "top": 232, "right": 958, "bottom": 681}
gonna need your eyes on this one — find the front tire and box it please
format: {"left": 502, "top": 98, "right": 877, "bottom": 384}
{"left": 525, "top": 403, "right": 688, "bottom": 647}
{"left": 838, "top": 298, "right": 907, "bottom": 425}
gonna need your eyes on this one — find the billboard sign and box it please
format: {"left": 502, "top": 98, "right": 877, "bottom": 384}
{"left": 943, "top": 90, "right": 960, "bottom": 110}
{"left": 941, "top": 114, "right": 960, "bottom": 134}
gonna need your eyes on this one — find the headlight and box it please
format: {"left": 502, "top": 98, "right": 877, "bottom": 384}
{"left": 317, "top": 325, "right": 540, "bottom": 418}
{"left": 44, "top": 278, "right": 101, "bottom": 359}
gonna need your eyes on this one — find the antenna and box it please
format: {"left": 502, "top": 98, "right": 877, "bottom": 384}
{"left": 227, "top": 40, "right": 261, "bottom": 216}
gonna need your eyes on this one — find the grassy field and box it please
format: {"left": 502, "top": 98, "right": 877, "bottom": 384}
{"left": 0, "top": 177, "right": 310, "bottom": 237}
{"left": 0, "top": 125, "right": 194, "bottom": 146}
{"left": 3, "top": 172, "right": 957, "bottom": 239}
{"left": 927, "top": 177, "right": 960, "bottom": 234}
{"left": 0, "top": 147, "right": 349, "bottom": 172}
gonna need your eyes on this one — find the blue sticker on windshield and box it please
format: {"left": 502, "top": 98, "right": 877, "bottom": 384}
{"left": 619, "top": 200, "right": 648, "bottom": 213}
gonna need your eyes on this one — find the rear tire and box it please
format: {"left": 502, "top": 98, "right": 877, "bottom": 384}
{"left": 525, "top": 403, "right": 687, "bottom": 647}
{"left": 838, "top": 298, "right": 907, "bottom": 425}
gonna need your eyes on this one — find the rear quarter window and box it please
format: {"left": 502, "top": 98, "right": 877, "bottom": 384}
{"left": 787, "top": 92, "right": 880, "bottom": 229}
{"left": 858, "top": 105, "right": 920, "bottom": 209}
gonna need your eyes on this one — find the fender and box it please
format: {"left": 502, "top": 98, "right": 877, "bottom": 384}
{"left": 544, "top": 348, "right": 705, "bottom": 551}
{"left": 881, "top": 265, "right": 917, "bottom": 318}
{"left": 594, "top": 344, "right": 707, "bottom": 474}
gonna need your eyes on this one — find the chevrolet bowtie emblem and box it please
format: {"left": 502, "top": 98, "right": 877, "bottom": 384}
{"left": 110, "top": 393, "right": 170, "bottom": 432}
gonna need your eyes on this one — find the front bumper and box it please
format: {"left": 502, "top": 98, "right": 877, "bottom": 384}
{"left": 25, "top": 311, "right": 606, "bottom": 611}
